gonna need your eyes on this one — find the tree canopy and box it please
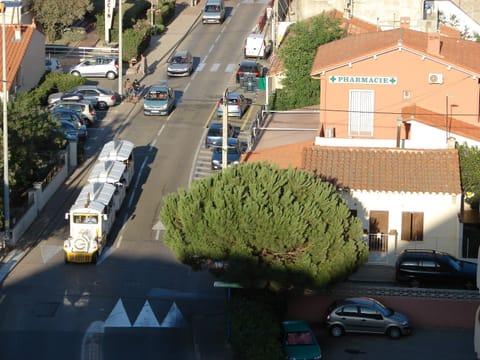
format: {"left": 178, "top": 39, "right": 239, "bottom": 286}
{"left": 458, "top": 143, "right": 480, "bottom": 210}
{"left": 160, "top": 162, "right": 368, "bottom": 291}
{"left": 273, "top": 13, "right": 345, "bottom": 110}
{"left": 30, "top": 0, "right": 94, "bottom": 41}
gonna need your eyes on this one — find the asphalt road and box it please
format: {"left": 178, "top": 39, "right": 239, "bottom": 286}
{"left": 0, "top": 1, "right": 268, "bottom": 359}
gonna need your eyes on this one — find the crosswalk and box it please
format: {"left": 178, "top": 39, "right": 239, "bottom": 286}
{"left": 195, "top": 62, "right": 237, "bottom": 74}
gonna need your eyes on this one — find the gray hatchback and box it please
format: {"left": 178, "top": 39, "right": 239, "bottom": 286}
{"left": 167, "top": 50, "right": 193, "bottom": 77}
{"left": 325, "top": 297, "right": 411, "bottom": 339}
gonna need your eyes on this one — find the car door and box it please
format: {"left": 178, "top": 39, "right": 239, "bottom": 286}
{"left": 76, "top": 89, "right": 98, "bottom": 105}
{"left": 336, "top": 305, "right": 362, "bottom": 332}
{"left": 358, "top": 305, "right": 385, "bottom": 334}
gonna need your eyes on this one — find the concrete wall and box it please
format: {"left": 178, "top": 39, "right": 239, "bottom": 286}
{"left": 19, "top": 28, "right": 45, "bottom": 93}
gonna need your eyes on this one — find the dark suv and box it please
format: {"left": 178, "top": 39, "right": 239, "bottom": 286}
{"left": 395, "top": 249, "right": 477, "bottom": 289}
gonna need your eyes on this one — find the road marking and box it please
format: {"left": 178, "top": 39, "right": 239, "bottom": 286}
{"left": 104, "top": 299, "right": 131, "bottom": 327}
{"left": 225, "top": 63, "right": 235, "bottom": 72}
{"left": 133, "top": 300, "right": 160, "bottom": 327}
{"left": 160, "top": 302, "right": 187, "bottom": 328}
{"left": 196, "top": 63, "right": 206, "bottom": 72}
{"left": 210, "top": 63, "right": 220, "bottom": 72}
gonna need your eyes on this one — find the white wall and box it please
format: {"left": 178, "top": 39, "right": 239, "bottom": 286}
{"left": 342, "top": 189, "right": 461, "bottom": 264}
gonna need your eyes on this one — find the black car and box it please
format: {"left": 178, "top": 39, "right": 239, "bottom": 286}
{"left": 395, "top": 249, "right": 477, "bottom": 289}
{"left": 236, "top": 60, "right": 263, "bottom": 83}
{"left": 211, "top": 138, "right": 244, "bottom": 170}
{"left": 205, "top": 122, "right": 238, "bottom": 148}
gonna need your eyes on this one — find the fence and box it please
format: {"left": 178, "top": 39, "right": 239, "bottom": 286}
{"left": 46, "top": 45, "right": 119, "bottom": 61}
{"left": 246, "top": 105, "right": 267, "bottom": 151}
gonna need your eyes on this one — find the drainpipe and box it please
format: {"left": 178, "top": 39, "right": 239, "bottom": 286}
{"left": 396, "top": 117, "right": 402, "bottom": 148}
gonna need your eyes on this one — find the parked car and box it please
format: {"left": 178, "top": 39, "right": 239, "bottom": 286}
{"left": 167, "top": 50, "right": 193, "bottom": 77}
{"left": 215, "top": 93, "right": 248, "bottom": 118}
{"left": 58, "top": 120, "right": 80, "bottom": 142}
{"left": 395, "top": 249, "right": 477, "bottom": 289}
{"left": 69, "top": 56, "right": 119, "bottom": 79}
{"left": 45, "top": 57, "right": 63, "bottom": 73}
{"left": 236, "top": 60, "right": 263, "bottom": 83}
{"left": 244, "top": 33, "right": 272, "bottom": 59}
{"left": 282, "top": 320, "right": 322, "bottom": 360}
{"left": 52, "top": 109, "right": 87, "bottom": 139}
{"left": 143, "top": 82, "right": 175, "bottom": 116}
{"left": 211, "top": 138, "right": 243, "bottom": 170}
{"left": 325, "top": 297, "right": 411, "bottom": 339}
{"left": 50, "top": 86, "right": 119, "bottom": 110}
{"left": 49, "top": 100, "right": 96, "bottom": 126}
{"left": 205, "top": 122, "right": 237, "bottom": 148}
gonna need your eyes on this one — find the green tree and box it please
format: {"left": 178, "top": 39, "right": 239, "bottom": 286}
{"left": 160, "top": 162, "right": 368, "bottom": 291}
{"left": 458, "top": 143, "right": 480, "bottom": 210}
{"left": 273, "top": 14, "right": 345, "bottom": 110}
{"left": 30, "top": 0, "right": 94, "bottom": 41}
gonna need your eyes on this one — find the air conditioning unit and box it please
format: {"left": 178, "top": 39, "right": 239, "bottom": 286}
{"left": 428, "top": 73, "right": 444, "bottom": 84}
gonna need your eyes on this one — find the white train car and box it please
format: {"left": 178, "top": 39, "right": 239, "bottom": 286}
{"left": 98, "top": 140, "right": 135, "bottom": 188}
{"left": 64, "top": 139, "right": 135, "bottom": 264}
{"left": 88, "top": 160, "right": 127, "bottom": 212}
{"left": 64, "top": 182, "right": 117, "bottom": 263}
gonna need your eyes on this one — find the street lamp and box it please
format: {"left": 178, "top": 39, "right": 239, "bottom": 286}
{"left": 118, "top": 0, "right": 123, "bottom": 97}
{"left": 0, "top": 2, "right": 10, "bottom": 244}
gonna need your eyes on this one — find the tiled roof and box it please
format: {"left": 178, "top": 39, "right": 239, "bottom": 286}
{"left": 311, "top": 27, "right": 480, "bottom": 76}
{"left": 242, "top": 141, "right": 312, "bottom": 168}
{"left": 401, "top": 105, "right": 480, "bottom": 142}
{"left": 0, "top": 23, "right": 35, "bottom": 92}
{"left": 302, "top": 146, "right": 461, "bottom": 194}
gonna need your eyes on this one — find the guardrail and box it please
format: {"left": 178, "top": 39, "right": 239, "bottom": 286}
{"left": 246, "top": 105, "right": 267, "bottom": 151}
{"left": 46, "top": 45, "right": 119, "bottom": 60}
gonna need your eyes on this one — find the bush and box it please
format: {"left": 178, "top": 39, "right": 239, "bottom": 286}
{"left": 30, "top": 72, "right": 86, "bottom": 106}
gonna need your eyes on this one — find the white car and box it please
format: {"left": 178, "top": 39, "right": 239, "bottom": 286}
{"left": 69, "top": 57, "right": 119, "bottom": 80}
{"left": 45, "top": 57, "right": 63, "bottom": 73}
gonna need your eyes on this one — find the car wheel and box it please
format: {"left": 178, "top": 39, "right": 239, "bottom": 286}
{"left": 97, "top": 102, "right": 108, "bottom": 110}
{"left": 106, "top": 71, "right": 116, "bottom": 80}
{"left": 92, "top": 252, "right": 98, "bottom": 264}
{"left": 387, "top": 327, "right": 402, "bottom": 339}
{"left": 70, "top": 71, "right": 80, "bottom": 77}
{"left": 329, "top": 325, "right": 344, "bottom": 337}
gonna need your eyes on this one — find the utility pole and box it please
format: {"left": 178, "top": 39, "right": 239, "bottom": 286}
{"left": 222, "top": 89, "right": 228, "bottom": 169}
{"left": 118, "top": 0, "right": 123, "bottom": 97}
{"left": 0, "top": 2, "right": 10, "bottom": 246}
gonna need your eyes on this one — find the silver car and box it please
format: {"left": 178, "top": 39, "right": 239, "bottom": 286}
{"left": 69, "top": 57, "right": 119, "bottom": 80}
{"left": 49, "top": 100, "right": 97, "bottom": 126}
{"left": 325, "top": 297, "right": 411, "bottom": 339}
{"left": 167, "top": 50, "right": 193, "bottom": 77}
{"left": 49, "top": 85, "right": 120, "bottom": 110}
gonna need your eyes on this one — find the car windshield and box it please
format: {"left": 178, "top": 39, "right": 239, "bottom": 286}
{"left": 213, "top": 146, "right": 239, "bottom": 154}
{"left": 369, "top": 299, "right": 393, "bottom": 316}
{"left": 171, "top": 56, "right": 187, "bottom": 64}
{"left": 208, "top": 128, "right": 222, "bottom": 137}
{"left": 205, "top": 5, "right": 220, "bottom": 12}
{"left": 286, "top": 331, "right": 315, "bottom": 345}
{"left": 146, "top": 91, "right": 168, "bottom": 100}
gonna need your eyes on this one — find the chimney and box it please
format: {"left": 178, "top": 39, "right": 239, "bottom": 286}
{"left": 14, "top": 25, "right": 22, "bottom": 41}
{"left": 427, "top": 32, "right": 442, "bottom": 56}
{"left": 400, "top": 17, "right": 410, "bottom": 29}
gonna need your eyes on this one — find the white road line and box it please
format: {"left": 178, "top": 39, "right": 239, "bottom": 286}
{"left": 196, "top": 63, "right": 206, "bottom": 72}
{"left": 210, "top": 63, "right": 220, "bottom": 72}
{"left": 225, "top": 63, "right": 235, "bottom": 72}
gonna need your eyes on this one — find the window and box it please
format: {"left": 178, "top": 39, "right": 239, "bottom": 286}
{"left": 348, "top": 89, "right": 374, "bottom": 136}
{"left": 401, "top": 212, "right": 424, "bottom": 241}
{"left": 359, "top": 306, "right": 382, "bottom": 320}
{"left": 339, "top": 305, "right": 358, "bottom": 317}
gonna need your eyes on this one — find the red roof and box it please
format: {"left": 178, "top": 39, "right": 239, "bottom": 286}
{"left": 301, "top": 146, "right": 462, "bottom": 194}
{"left": 311, "top": 27, "right": 480, "bottom": 76}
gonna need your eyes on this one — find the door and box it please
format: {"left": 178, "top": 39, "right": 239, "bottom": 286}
{"left": 369, "top": 210, "right": 389, "bottom": 252}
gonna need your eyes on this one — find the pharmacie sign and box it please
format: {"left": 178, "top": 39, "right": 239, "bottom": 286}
{"left": 329, "top": 75, "right": 397, "bottom": 85}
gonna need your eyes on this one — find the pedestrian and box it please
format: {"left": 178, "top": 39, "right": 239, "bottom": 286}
{"left": 139, "top": 54, "right": 148, "bottom": 76}
{"left": 123, "top": 78, "right": 132, "bottom": 102}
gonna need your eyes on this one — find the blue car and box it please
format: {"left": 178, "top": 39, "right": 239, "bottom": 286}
{"left": 211, "top": 138, "right": 243, "bottom": 170}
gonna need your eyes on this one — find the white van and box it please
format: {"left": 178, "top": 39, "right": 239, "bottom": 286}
{"left": 202, "top": 0, "right": 225, "bottom": 24}
{"left": 244, "top": 33, "right": 272, "bottom": 59}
